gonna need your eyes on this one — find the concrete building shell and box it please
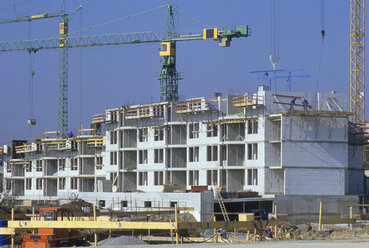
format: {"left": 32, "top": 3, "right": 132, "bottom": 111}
{"left": 0, "top": 87, "right": 364, "bottom": 220}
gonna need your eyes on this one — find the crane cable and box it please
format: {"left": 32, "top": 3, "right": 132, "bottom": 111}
{"left": 28, "top": 54, "right": 35, "bottom": 119}
{"left": 79, "top": 7, "right": 83, "bottom": 129}
{"left": 174, "top": 7, "right": 212, "bottom": 28}
{"left": 57, "top": 4, "right": 168, "bottom": 38}
{"left": 22, "top": 0, "right": 52, "bottom": 15}
{"left": 28, "top": 21, "right": 35, "bottom": 120}
{"left": 316, "top": 0, "right": 325, "bottom": 94}
{"left": 270, "top": 0, "right": 280, "bottom": 90}
{"left": 28, "top": 21, "right": 36, "bottom": 137}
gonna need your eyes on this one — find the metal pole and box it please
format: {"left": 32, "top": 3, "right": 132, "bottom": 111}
{"left": 269, "top": 78, "right": 272, "bottom": 91}
{"left": 274, "top": 204, "right": 278, "bottom": 238}
{"left": 170, "top": 219, "right": 173, "bottom": 244}
{"left": 213, "top": 215, "right": 217, "bottom": 243}
{"left": 349, "top": 206, "right": 353, "bottom": 230}
{"left": 175, "top": 204, "right": 179, "bottom": 244}
{"left": 288, "top": 72, "right": 292, "bottom": 91}
{"left": 94, "top": 206, "right": 97, "bottom": 246}
{"left": 11, "top": 208, "right": 14, "bottom": 248}
{"left": 318, "top": 202, "right": 322, "bottom": 231}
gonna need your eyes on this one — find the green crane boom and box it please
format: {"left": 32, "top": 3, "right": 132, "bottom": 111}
{"left": 0, "top": 4, "right": 250, "bottom": 137}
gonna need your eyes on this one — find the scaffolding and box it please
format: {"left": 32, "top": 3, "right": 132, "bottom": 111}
{"left": 42, "top": 130, "right": 60, "bottom": 139}
{"left": 174, "top": 97, "right": 210, "bottom": 113}
{"left": 91, "top": 113, "right": 106, "bottom": 124}
{"left": 126, "top": 103, "right": 166, "bottom": 119}
{"left": 233, "top": 94, "right": 264, "bottom": 107}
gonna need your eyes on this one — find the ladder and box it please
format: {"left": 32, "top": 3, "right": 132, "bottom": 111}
{"left": 216, "top": 191, "right": 230, "bottom": 222}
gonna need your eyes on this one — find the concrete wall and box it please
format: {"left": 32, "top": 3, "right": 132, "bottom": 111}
{"left": 274, "top": 195, "right": 360, "bottom": 224}
{"left": 57, "top": 191, "right": 213, "bottom": 221}
{"left": 284, "top": 168, "right": 344, "bottom": 195}
{"left": 282, "top": 115, "right": 348, "bottom": 168}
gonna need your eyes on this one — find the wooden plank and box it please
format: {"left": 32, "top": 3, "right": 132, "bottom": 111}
{"left": 0, "top": 228, "right": 15, "bottom": 235}
{"left": 8, "top": 220, "right": 174, "bottom": 230}
{"left": 347, "top": 204, "right": 369, "bottom": 207}
{"left": 321, "top": 218, "right": 355, "bottom": 224}
{"left": 272, "top": 101, "right": 306, "bottom": 106}
{"left": 178, "top": 220, "right": 278, "bottom": 230}
{"left": 286, "top": 110, "right": 352, "bottom": 115}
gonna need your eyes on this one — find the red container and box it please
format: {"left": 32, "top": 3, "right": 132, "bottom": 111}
{"left": 191, "top": 185, "right": 208, "bottom": 192}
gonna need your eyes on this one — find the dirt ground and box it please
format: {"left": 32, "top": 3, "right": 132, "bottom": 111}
{"left": 95, "top": 240, "right": 369, "bottom": 248}
{"left": 276, "top": 222, "right": 369, "bottom": 241}
{"left": 93, "top": 224, "right": 369, "bottom": 247}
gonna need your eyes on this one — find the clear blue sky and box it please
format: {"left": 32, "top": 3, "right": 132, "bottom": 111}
{"left": 0, "top": 0, "right": 354, "bottom": 145}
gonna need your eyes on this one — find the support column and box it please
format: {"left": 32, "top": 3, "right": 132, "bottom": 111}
{"left": 318, "top": 202, "right": 322, "bottom": 231}
{"left": 11, "top": 208, "right": 14, "bottom": 248}
{"left": 274, "top": 204, "right": 278, "bottom": 238}
{"left": 349, "top": 206, "right": 353, "bottom": 230}
{"left": 175, "top": 204, "right": 179, "bottom": 245}
{"left": 213, "top": 215, "right": 217, "bottom": 243}
{"left": 94, "top": 206, "right": 97, "bottom": 246}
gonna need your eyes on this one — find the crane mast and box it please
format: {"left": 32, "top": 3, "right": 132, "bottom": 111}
{"left": 158, "top": 4, "right": 181, "bottom": 102}
{"left": 350, "top": 0, "right": 365, "bottom": 126}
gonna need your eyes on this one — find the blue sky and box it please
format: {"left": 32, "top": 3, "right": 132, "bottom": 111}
{"left": 0, "top": 0, "right": 353, "bottom": 144}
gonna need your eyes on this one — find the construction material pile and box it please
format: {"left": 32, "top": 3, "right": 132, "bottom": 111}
{"left": 151, "top": 212, "right": 197, "bottom": 222}
{"left": 328, "top": 224, "right": 369, "bottom": 240}
{"left": 277, "top": 223, "right": 369, "bottom": 240}
{"left": 97, "top": 236, "right": 147, "bottom": 246}
{"left": 0, "top": 205, "right": 11, "bottom": 219}
{"left": 277, "top": 224, "right": 326, "bottom": 240}
{"left": 62, "top": 198, "right": 93, "bottom": 214}
{"left": 0, "top": 194, "right": 27, "bottom": 220}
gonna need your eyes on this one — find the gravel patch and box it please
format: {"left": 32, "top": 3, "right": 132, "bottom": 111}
{"left": 97, "top": 236, "right": 147, "bottom": 246}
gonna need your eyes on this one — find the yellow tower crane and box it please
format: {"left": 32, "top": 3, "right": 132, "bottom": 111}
{"left": 350, "top": 0, "right": 365, "bottom": 126}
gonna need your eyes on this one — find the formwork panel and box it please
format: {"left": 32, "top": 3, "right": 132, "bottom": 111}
{"left": 227, "top": 169, "right": 244, "bottom": 191}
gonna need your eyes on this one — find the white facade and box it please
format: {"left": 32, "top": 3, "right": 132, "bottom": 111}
{"left": 0, "top": 88, "right": 363, "bottom": 212}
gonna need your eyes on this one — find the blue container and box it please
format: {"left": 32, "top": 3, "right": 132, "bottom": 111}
{"left": 220, "top": 192, "right": 237, "bottom": 199}
{"left": 251, "top": 209, "right": 269, "bottom": 220}
{"left": 0, "top": 235, "right": 10, "bottom": 246}
{"left": 0, "top": 220, "right": 10, "bottom": 245}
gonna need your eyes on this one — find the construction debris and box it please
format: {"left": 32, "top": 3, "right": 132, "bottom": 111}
{"left": 151, "top": 212, "right": 197, "bottom": 223}
{"left": 276, "top": 223, "right": 369, "bottom": 241}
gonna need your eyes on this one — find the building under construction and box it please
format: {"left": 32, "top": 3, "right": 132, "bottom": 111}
{"left": 0, "top": 86, "right": 364, "bottom": 220}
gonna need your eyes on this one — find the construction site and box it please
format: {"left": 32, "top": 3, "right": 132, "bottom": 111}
{"left": 0, "top": 0, "right": 369, "bottom": 247}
